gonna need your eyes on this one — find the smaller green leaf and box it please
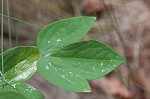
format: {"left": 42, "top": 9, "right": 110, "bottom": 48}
{"left": 4, "top": 54, "right": 39, "bottom": 84}
{"left": 0, "top": 46, "right": 39, "bottom": 84}
{"left": 0, "top": 83, "right": 44, "bottom": 99}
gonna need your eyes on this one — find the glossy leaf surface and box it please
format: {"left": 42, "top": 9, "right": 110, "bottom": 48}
{"left": 4, "top": 54, "right": 39, "bottom": 84}
{"left": 0, "top": 46, "right": 39, "bottom": 83}
{"left": 37, "top": 40, "right": 125, "bottom": 92}
{"left": 37, "top": 16, "right": 96, "bottom": 55}
{"left": 0, "top": 83, "right": 44, "bottom": 99}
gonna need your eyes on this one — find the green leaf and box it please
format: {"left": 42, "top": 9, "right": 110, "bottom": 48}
{"left": 37, "top": 58, "right": 90, "bottom": 92}
{"left": 0, "top": 46, "right": 39, "bottom": 83}
{"left": 0, "top": 83, "right": 44, "bottom": 99}
{"left": 37, "top": 40, "right": 125, "bottom": 92}
{"left": 4, "top": 54, "right": 39, "bottom": 84}
{"left": 37, "top": 16, "right": 96, "bottom": 55}
{"left": 0, "top": 90, "right": 27, "bottom": 99}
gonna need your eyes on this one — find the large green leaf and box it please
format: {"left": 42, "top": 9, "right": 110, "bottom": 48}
{"left": 0, "top": 83, "right": 44, "bottom": 99}
{"left": 0, "top": 46, "right": 39, "bottom": 84}
{"left": 37, "top": 40, "right": 125, "bottom": 92}
{"left": 37, "top": 16, "right": 96, "bottom": 55}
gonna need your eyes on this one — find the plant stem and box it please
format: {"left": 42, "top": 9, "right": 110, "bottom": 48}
{"left": 0, "top": 14, "right": 41, "bottom": 29}
{"left": 6, "top": 0, "right": 12, "bottom": 48}
{"left": 1, "top": 0, "right": 4, "bottom": 81}
{"left": 15, "top": 0, "right": 22, "bottom": 46}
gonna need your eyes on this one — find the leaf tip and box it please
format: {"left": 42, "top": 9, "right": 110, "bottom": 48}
{"left": 121, "top": 56, "right": 126, "bottom": 63}
{"left": 89, "top": 16, "right": 96, "bottom": 22}
{"left": 82, "top": 85, "right": 91, "bottom": 93}
{"left": 83, "top": 89, "right": 91, "bottom": 92}
{"left": 92, "top": 16, "right": 97, "bottom": 20}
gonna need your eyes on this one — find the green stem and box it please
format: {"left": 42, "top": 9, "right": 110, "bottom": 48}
{"left": 15, "top": 0, "right": 22, "bottom": 46}
{"left": 0, "top": 14, "right": 41, "bottom": 29}
{"left": 6, "top": 0, "right": 12, "bottom": 48}
{"left": 1, "top": 0, "right": 4, "bottom": 81}
{"left": 0, "top": 78, "right": 20, "bottom": 92}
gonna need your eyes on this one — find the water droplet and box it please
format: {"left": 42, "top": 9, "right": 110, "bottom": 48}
{"left": 113, "top": 65, "right": 116, "bottom": 67}
{"left": 48, "top": 41, "right": 51, "bottom": 44}
{"left": 101, "top": 69, "right": 105, "bottom": 73}
{"left": 61, "top": 75, "right": 65, "bottom": 78}
{"left": 111, "top": 60, "right": 113, "bottom": 61}
{"left": 45, "top": 65, "right": 49, "bottom": 70}
{"left": 69, "top": 71, "right": 72, "bottom": 74}
{"left": 48, "top": 62, "right": 52, "bottom": 65}
{"left": 101, "top": 62, "right": 103, "bottom": 66}
{"left": 27, "top": 85, "right": 36, "bottom": 90}
{"left": 92, "top": 67, "right": 95, "bottom": 70}
{"left": 27, "top": 85, "right": 36, "bottom": 92}
{"left": 57, "top": 39, "right": 61, "bottom": 42}
{"left": 75, "top": 75, "right": 79, "bottom": 77}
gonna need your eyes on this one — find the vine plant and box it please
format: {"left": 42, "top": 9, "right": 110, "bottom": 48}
{"left": 0, "top": 16, "right": 125, "bottom": 99}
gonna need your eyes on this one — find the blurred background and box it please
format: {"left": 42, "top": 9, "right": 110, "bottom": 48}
{"left": 1, "top": 0, "right": 150, "bottom": 99}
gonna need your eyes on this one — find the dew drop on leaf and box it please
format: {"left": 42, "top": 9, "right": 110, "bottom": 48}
{"left": 61, "top": 75, "right": 65, "bottom": 78}
{"left": 48, "top": 62, "right": 52, "bottom": 65}
{"left": 27, "top": 85, "right": 36, "bottom": 90}
{"left": 69, "top": 71, "right": 72, "bottom": 74}
{"left": 48, "top": 41, "right": 51, "bottom": 44}
{"left": 101, "top": 69, "right": 105, "bottom": 73}
{"left": 75, "top": 75, "right": 79, "bottom": 77}
{"left": 45, "top": 65, "right": 49, "bottom": 70}
{"left": 57, "top": 39, "right": 61, "bottom": 42}
{"left": 92, "top": 67, "right": 95, "bottom": 70}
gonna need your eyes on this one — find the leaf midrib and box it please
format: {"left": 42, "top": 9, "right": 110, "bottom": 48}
{"left": 47, "top": 56, "right": 125, "bottom": 61}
